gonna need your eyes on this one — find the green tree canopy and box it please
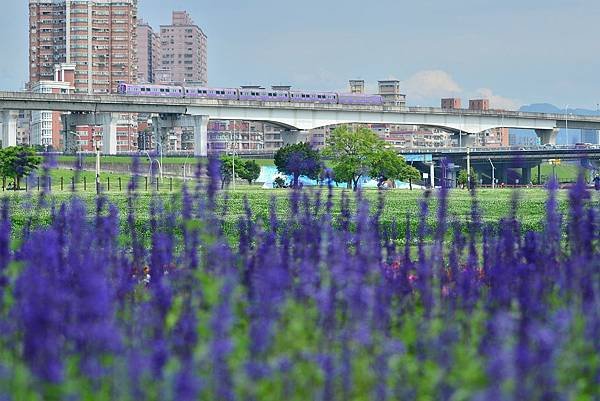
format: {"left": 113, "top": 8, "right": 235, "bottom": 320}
{"left": 274, "top": 142, "right": 321, "bottom": 188}
{"left": 219, "top": 154, "right": 247, "bottom": 189}
{"left": 0, "top": 146, "right": 42, "bottom": 190}
{"left": 457, "top": 168, "right": 478, "bottom": 189}
{"left": 324, "top": 125, "right": 419, "bottom": 190}
{"left": 323, "top": 126, "right": 379, "bottom": 190}
{"left": 238, "top": 159, "right": 261, "bottom": 185}
{"left": 369, "top": 148, "right": 421, "bottom": 189}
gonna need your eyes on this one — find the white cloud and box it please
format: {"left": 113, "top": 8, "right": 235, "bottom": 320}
{"left": 401, "top": 70, "right": 462, "bottom": 102}
{"left": 474, "top": 88, "right": 521, "bottom": 110}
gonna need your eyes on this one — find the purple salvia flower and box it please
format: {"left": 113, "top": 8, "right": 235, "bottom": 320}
{"left": 14, "top": 230, "right": 65, "bottom": 384}
{"left": 210, "top": 278, "right": 235, "bottom": 401}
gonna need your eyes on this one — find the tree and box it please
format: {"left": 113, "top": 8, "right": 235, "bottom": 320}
{"left": 0, "top": 146, "right": 42, "bottom": 190}
{"left": 323, "top": 126, "right": 380, "bottom": 191}
{"left": 274, "top": 142, "right": 321, "bottom": 188}
{"left": 238, "top": 160, "right": 261, "bottom": 185}
{"left": 369, "top": 148, "right": 421, "bottom": 189}
{"left": 457, "top": 168, "right": 478, "bottom": 189}
{"left": 219, "top": 154, "right": 247, "bottom": 189}
{"left": 325, "top": 126, "right": 419, "bottom": 191}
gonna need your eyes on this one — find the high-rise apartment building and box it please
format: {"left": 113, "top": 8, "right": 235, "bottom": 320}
{"left": 441, "top": 98, "right": 462, "bottom": 109}
{"left": 378, "top": 80, "right": 406, "bottom": 107}
{"left": 29, "top": 0, "right": 138, "bottom": 94}
{"left": 469, "top": 99, "right": 490, "bottom": 111}
{"left": 349, "top": 80, "right": 365, "bottom": 94}
{"left": 30, "top": 63, "right": 75, "bottom": 149}
{"left": 158, "top": 11, "right": 207, "bottom": 85}
{"left": 136, "top": 19, "right": 160, "bottom": 83}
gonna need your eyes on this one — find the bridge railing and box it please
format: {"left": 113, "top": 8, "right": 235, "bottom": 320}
{"left": 2, "top": 90, "right": 600, "bottom": 121}
{"left": 398, "top": 144, "right": 600, "bottom": 154}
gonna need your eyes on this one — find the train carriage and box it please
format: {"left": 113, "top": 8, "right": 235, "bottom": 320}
{"left": 184, "top": 87, "right": 238, "bottom": 100}
{"left": 117, "top": 82, "right": 384, "bottom": 106}
{"left": 337, "top": 93, "right": 383, "bottom": 105}
{"left": 239, "top": 89, "right": 289, "bottom": 102}
{"left": 289, "top": 91, "right": 338, "bottom": 104}
{"left": 118, "top": 83, "right": 183, "bottom": 97}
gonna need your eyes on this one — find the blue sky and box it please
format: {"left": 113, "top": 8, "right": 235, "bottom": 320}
{"left": 1, "top": 0, "right": 599, "bottom": 109}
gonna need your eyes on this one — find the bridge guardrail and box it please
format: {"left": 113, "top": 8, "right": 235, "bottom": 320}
{"left": 2, "top": 91, "right": 600, "bottom": 122}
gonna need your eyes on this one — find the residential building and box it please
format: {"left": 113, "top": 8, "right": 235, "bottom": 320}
{"left": 378, "top": 80, "right": 406, "bottom": 107}
{"left": 207, "top": 121, "right": 264, "bottom": 153}
{"left": 30, "top": 63, "right": 75, "bottom": 149}
{"left": 441, "top": 98, "right": 462, "bottom": 109}
{"left": 73, "top": 114, "right": 138, "bottom": 153}
{"left": 468, "top": 99, "right": 508, "bottom": 147}
{"left": 28, "top": 0, "right": 138, "bottom": 94}
{"left": 158, "top": 11, "right": 207, "bottom": 85}
{"left": 469, "top": 99, "right": 490, "bottom": 111}
{"left": 17, "top": 111, "right": 31, "bottom": 146}
{"left": 136, "top": 19, "right": 160, "bottom": 83}
{"left": 349, "top": 80, "right": 365, "bottom": 94}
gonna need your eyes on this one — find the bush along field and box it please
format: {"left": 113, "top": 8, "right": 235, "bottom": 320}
{"left": 0, "top": 158, "right": 598, "bottom": 401}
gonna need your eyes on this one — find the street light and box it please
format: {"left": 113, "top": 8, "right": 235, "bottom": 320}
{"left": 182, "top": 152, "right": 191, "bottom": 181}
{"left": 565, "top": 104, "right": 569, "bottom": 145}
{"left": 489, "top": 158, "right": 496, "bottom": 189}
{"left": 232, "top": 120, "right": 236, "bottom": 190}
{"left": 94, "top": 139, "right": 101, "bottom": 195}
{"left": 156, "top": 142, "right": 164, "bottom": 181}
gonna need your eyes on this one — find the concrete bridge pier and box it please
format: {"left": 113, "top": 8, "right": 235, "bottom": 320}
{"left": 152, "top": 114, "right": 178, "bottom": 153}
{"left": 155, "top": 114, "right": 209, "bottom": 157}
{"left": 62, "top": 112, "right": 118, "bottom": 154}
{"left": 451, "top": 133, "right": 477, "bottom": 147}
{"left": 535, "top": 128, "right": 559, "bottom": 145}
{"left": 0, "top": 110, "right": 18, "bottom": 148}
{"left": 522, "top": 166, "right": 532, "bottom": 184}
{"left": 98, "top": 113, "right": 118, "bottom": 155}
{"left": 179, "top": 115, "right": 209, "bottom": 157}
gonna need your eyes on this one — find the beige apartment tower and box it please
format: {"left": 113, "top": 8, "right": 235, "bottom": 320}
{"left": 136, "top": 19, "right": 160, "bottom": 83}
{"left": 29, "top": 0, "right": 138, "bottom": 94}
{"left": 157, "top": 11, "right": 208, "bottom": 85}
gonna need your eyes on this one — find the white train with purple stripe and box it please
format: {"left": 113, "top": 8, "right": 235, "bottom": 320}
{"left": 117, "top": 83, "right": 384, "bottom": 106}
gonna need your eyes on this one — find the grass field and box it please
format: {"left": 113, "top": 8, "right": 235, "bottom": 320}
{"left": 57, "top": 155, "right": 276, "bottom": 166}
{"left": 1, "top": 184, "right": 585, "bottom": 243}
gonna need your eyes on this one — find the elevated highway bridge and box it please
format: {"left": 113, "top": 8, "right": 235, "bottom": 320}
{"left": 400, "top": 145, "right": 600, "bottom": 186}
{"left": 1, "top": 91, "right": 600, "bottom": 155}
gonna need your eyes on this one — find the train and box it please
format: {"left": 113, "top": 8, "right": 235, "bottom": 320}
{"left": 117, "top": 83, "right": 384, "bottom": 106}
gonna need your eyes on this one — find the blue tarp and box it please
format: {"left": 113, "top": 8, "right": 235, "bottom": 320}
{"left": 258, "top": 166, "right": 421, "bottom": 189}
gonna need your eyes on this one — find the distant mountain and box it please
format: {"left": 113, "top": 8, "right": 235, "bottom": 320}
{"left": 509, "top": 104, "right": 599, "bottom": 145}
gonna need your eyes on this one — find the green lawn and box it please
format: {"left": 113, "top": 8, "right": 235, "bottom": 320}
{"left": 57, "top": 155, "right": 276, "bottom": 166}
{"left": 1, "top": 181, "right": 588, "bottom": 243}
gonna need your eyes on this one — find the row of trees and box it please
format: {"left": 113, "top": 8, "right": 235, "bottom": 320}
{"left": 219, "top": 156, "right": 261, "bottom": 189}
{"left": 272, "top": 126, "right": 421, "bottom": 190}
{"left": 0, "top": 146, "right": 41, "bottom": 190}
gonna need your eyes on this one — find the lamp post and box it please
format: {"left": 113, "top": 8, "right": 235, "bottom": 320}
{"left": 95, "top": 140, "right": 101, "bottom": 195}
{"left": 232, "top": 120, "right": 236, "bottom": 190}
{"left": 489, "top": 158, "right": 496, "bottom": 189}
{"left": 183, "top": 152, "right": 191, "bottom": 181}
{"left": 466, "top": 147, "right": 471, "bottom": 189}
{"left": 565, "top": 104, "right": 569, "bottom": 145}
{"left": 156, "top": 142, "right": 163, "bottom": 181}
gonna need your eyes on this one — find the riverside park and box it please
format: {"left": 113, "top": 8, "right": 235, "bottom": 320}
{"left": 0, "top": 145, "right": 598, "bottom": 401}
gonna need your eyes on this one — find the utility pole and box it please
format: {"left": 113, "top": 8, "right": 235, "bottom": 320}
{"left": 466, "top": 147, "right": 471, "bottom": 189}
{"left": 95, "top": 140, "right": 101, "bottom": 194}
{"left": 489, "top": 158, "right": 495, "bottom": 189}
{"left": 232, "top": 120, "right": 236, "bottom": 190}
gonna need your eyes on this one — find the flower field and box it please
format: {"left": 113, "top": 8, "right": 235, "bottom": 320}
{"left": 0, "top": 159, "right": 598, "bottom": 400}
